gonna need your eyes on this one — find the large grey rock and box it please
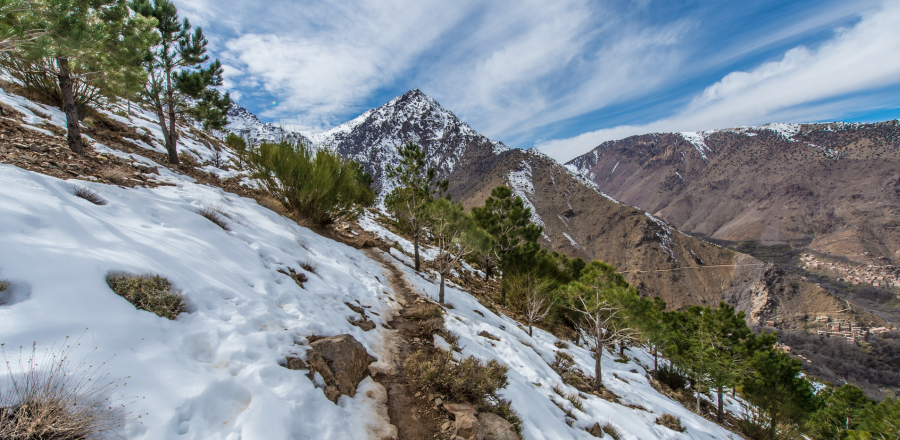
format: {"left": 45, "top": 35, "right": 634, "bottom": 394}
{"left": 478, "top": 413, "right": 519, "bottom": 440}
{"left": 306, "top": 334, "right": 376, "bottom": 402}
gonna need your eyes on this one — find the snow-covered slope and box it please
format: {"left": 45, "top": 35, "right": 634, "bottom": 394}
{"left": 1, "top": 85, "right": 747, "bottom": 439}
{"left": 0, "top": 165, "right": 397, "bottom": 439}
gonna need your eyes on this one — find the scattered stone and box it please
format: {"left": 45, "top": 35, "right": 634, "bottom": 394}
{"left": 305, "top": 334, "right": 376, "bottom": 402}
{"left": 12, "top": 143, "right": 28, "bottom": 150}
{"left": 443, "top": 403, "right": 481, "bottom": 440}
{"left": 349, "top": 317, "right": 376, "bottom": 331}
{"left": 588, "top": 422, "right": 604, "bottom": 437}
{"left": 478, "top": 413, "right": 519, "bottom": 440}
{"left": 441, "top": 421, "right": 452, "bottom": 431}
{"left": 283, "top": 356, "right": 307, "bottom": 370}
{"left": 478, "top": 331, "right": 500, "bottom": 341}
{"left": 30, "top": 144, "right": 48, "bottom": 153}
{"left": 434, "top": 397, "right": 443, "bottom": 406}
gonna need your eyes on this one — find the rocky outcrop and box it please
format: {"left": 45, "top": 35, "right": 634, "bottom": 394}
{"left": 477, "top": 413, "right": 518, "bottom": 440}
{"left": 306, "top": 334, "right": 377, "bottom": 402}
{"left": 442, "top": 403, "right": 519, "bottom": 440}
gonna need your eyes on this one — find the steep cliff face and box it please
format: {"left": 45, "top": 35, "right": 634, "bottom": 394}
{"left": 567, "top": 122, "right": 900, "bottom": 263}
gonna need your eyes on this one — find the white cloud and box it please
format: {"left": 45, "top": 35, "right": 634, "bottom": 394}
{"left": 537, "top": 0, "right": 900, "bottom": 163}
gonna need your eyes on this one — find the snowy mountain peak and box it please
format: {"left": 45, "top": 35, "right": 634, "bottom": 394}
{"left": 227, "top": 90, "right": 508, "bottom": 194}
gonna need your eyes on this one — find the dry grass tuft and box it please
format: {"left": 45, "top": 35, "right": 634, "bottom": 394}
{"left": 0, "top": 338, "right": 133, "bottom": 439}
{"left": 0, "top": 280, "right": 8, "bottom": 293}
{"left": 73, "top": 187, "right": 107, "bottom": 206}
{"left": 177, "top": 151, "right": 200, "bottom": 168}
{"left": 99, "top": 166, "right": 129, "bottom": 185}
{"left": 600, "top": 421, "right": 623, "bottom": 439}
{"left": 298, "top": 255, "right": 318, "bottom": 275}
{"left": 259, "top": 196, "right": 289, "bottom": 216}
{"left": 22, "top": 104, "right": 50, "bottom": 120}
{"left": 655, "top": 413, "right": 686, "bottom": 432}
{"left": 196, "top": 205, "right": 231, "bottom": 231}
{"left": 106, "top": 272, "right": 186, "bottom": 320}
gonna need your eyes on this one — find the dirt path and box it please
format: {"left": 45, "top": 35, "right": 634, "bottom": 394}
{"left": 366, "top": 249, "right": 445, "bottom": 440}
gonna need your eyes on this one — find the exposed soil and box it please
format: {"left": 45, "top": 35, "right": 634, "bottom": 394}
{"left": 365, "top": 249, "right": 450, "bottom": 440}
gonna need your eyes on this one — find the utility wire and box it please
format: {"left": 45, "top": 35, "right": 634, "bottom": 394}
{"left": 620, "top": 263, "right": 767, "bottom": 274}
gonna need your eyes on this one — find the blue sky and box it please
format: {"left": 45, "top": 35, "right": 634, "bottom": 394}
{"left": 175, "top": 0, "right": 900, "bottom": 162}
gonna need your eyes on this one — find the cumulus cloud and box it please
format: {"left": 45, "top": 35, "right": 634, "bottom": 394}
{"left": 536, "top": 0, "right": 900, "bottom": 163}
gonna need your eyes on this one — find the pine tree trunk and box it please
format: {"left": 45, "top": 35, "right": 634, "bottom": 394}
{"left": 696, "top": 383, "right": 701, "bottom": 412}
{"left": 56, "top": 57, "right": 84, "bottom": 155}
{"left": 717, "top": 386, "right": 724, "bottom": 423}
{"left": 593, "top": 345, "right": 603, "bottom": 391}
{"left": 164, "top": 76, "right": 179, "bottom": 164}
{"left": 439, "top": 271, "right": 445, "bottom": 304}
{"left": 653, "top": 349, "right": 658, "bottom": 375}
{"left": 413, "top": 232, "right": 421, "bottom": 272}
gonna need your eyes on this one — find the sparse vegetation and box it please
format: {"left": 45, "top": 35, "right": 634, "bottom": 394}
{"left": 405, "top": 350, "right": 508, "bottom": 404}
{"left": 0, "top": 338, "right": 130, "bottom": 439}
{"left": 177, "top": 151, "right": 200, "bottom": 168}
{"left": 99, "top": 166, "right": 129, "bottom": 185}
{"left": 195, "top": 205, "right": 231, "bottom": 231}
{"left": 655, "top": 363, "right": 689, "bottom": 391}
{"left": 72, "top": 186, "right": 107, "bottom": 205}
{"left": 599, "top": 421, "right": 623, "bottom": 440}
{"left": 248, "top": 140, "right": 374, "bottom": 226}
{"left": 105, "top": 271, "right": 185, "bottom": 319}
{"left": 654, "top": 413, "right": 685, "bottom": 432}
{"left": 0, "top": 280, "right": 9, "bottom": 293}
{"left": 405, "top": 349, "right": 520, "bottom": 433}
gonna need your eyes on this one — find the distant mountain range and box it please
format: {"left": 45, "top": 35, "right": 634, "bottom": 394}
{"left": 226, "top": 91, "right": 891, "bottom": 329}
{"left": 566, "top": 121, "right": 900, "bottom": 265}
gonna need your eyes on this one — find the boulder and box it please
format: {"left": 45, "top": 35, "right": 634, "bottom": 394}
{"left": 587, "top": 422, "right": 604, "bottom": 437}
{"left": 478, "top": 413, "right": 518, "bottom": 440}
{"left": 444, "top": 403, "right": 482, "bottom": 440}
{"left": 306, "top": 334, "right": 376, "bottom": 402}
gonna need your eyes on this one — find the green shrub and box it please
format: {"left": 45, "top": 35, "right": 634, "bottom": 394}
{"left": 247, "top": 140, "right": 374, "bottom": 226}
{"left": 656, "top": 363, "right": 689, "bottom": 390}
{"left": 106, "top": 272, "right": 186, "bottom": 319}
{"left": 654, "top": 413, "right": 685, "bottom": 432}
{"left": 225, "top": 133, "right": 248, "bottom": 169}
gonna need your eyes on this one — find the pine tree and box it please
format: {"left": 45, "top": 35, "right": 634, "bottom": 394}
{"left": 132, "top": 0, "right": 231, "bottom": 164}
{"left": 472, "top": 186, "right": 542, "bottom": 276}
{"left": 0, "top": 0, "right": 47, "bottom": 53}
{"left": 564, "top": 261, "right": 638, "bottom": 391}
{"left": 8, "top": 0, "right": 156, "bottom": 154}
{"left": 807, "top": 385, "right": 869, "bottom": 440}
{"left": 384, "top": 142, "right": 448, "bottom": 272}
{"left": 742, "top": 348, "right": 818, "bottom": 437}
{"left": 423, "top": 198, "right": 489, "bottom": 304}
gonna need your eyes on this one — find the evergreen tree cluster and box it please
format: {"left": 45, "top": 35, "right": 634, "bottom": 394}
{"left": 384, "top": 141, "right": 899, "bottom": 440}
{"left": 0, "top": 0, "right": 230, "bottom": 161}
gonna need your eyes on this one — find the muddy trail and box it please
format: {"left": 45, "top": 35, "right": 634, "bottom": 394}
{"left": 366, "top": 249, "right": 450, "bottom": 440}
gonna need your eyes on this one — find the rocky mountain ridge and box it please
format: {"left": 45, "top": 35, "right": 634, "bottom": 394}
{"left": 566, "top": 121, "right": 900, "bottom": 264}
{"left": 225, "top": 91, "right": 886, "bottom": 329}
